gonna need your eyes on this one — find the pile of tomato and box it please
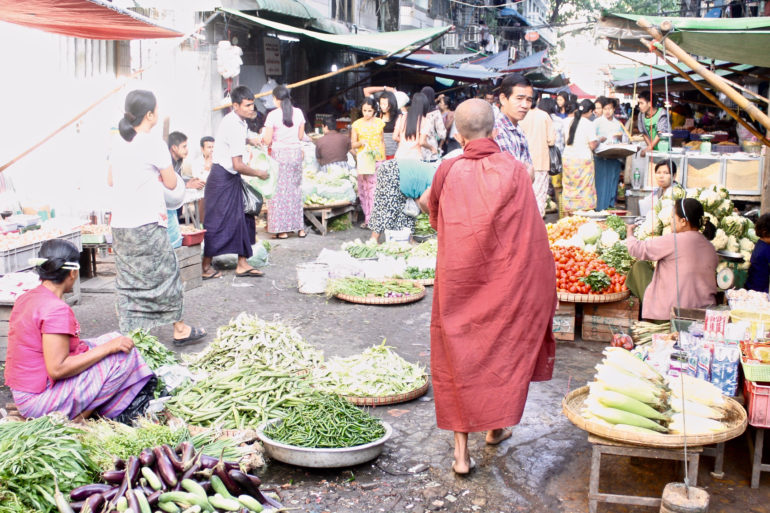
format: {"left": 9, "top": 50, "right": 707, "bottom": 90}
{"left": 552, "top": 246, "right": 628, "bottom": 295}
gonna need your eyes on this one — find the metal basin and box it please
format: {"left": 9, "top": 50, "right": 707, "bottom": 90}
{"left": 256, "top": 420, "right": 392, "bottom": 468}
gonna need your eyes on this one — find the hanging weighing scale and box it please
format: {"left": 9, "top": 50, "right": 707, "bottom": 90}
{"left": 716, "top": 250, "right": 746, "bottom": 290}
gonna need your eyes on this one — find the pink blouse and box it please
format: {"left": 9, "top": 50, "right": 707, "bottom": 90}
{"left": 4, "top": 285, "right": 88, "bottom": 393}
{"left": 625, "top": 231, "right": 718, "bottom": 320}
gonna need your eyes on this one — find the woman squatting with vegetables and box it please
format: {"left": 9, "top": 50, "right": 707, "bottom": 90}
{"left": 3, "top": 240, "right": 155, "bottom": 421}
{"left": 625, "top": 198, "right": 718, "bottom": 321}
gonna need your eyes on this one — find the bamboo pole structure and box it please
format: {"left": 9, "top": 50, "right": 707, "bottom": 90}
{"left": 641, "top": 40, "right": 770, "bottom": 147}
{"left": 636, "top": 18, "right": 770, "bottom": 131}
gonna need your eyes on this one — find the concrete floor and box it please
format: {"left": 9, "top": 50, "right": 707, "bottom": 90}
{"left": 2, "top": 225, "right": 770, "bottom": 512}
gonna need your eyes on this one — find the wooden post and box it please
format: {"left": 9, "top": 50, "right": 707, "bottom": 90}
{"left": 642, "top": 40, "right": 770, "bottom": 146}
{"left": 637, "top": 18, "right": 770, "bottom": 132}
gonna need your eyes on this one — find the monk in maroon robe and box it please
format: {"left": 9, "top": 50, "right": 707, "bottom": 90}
{"left": 427, "top": 99, "right": 556, "bottom": 474}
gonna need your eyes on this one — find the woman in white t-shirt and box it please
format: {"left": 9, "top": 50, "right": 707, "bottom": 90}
{"left": 393, "top": 92, "right": 434, "bottom": 161}
{"left": 108, "top": 90, "right": 206, "bottom": 346}
{"left": 561, "top": 99, "right": 599, "bottom": 214}
{"left": 262, "top": 85, "right": 306, "bottom": 239}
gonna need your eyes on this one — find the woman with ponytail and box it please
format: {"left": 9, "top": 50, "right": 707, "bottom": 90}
{"left": 561, "top": 99, "right": 598, "bottom": 215}
{"left": 263, "top": 85, "right": 307, "bottom": 238}
{"left": 625, "top": 197, "right": 718, "bottom": 321}
{"left": 108, "top": 90, "right": 206, "bottom": 345}
{"left": 4, "top": 239, "right": 155, "bottom": 421}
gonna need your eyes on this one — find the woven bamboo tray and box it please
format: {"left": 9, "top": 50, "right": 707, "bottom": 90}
{"left": 557, "top": 289, "right": 630, "bottom": 304}
{"left": 335, "top": 283, "right": 426, "bottom": 305}
{"left": 344, "top": 377, "right": 430, "bottom": 406}
{"left": 304, "top": 201, "right": 352, "bottom": 210}
{"left": 562, "top": 386, "right": 747, "bottom": 448}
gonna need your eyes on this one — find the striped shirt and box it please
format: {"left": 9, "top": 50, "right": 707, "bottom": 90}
{"left": 494, "top": 113, "right": 532, "bottom": 166}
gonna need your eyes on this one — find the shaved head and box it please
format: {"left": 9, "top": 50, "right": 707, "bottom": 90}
{"left": 455, "top": 99, "right": 495, "bottom": 141}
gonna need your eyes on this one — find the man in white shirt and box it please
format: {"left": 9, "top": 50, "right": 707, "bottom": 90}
{"left": 201, "top": 86, "right": 269, "bottom": 280}
{"left": 191, "top": 136, "right": 215, "bottom": 182}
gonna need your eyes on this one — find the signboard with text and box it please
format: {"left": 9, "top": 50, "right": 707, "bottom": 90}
{"left": 263, "top": 36, "right": 281, "bottom": 77}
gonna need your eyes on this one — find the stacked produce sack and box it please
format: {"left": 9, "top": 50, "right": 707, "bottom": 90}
{"left": 583, "top": 347, "right": 732, "bottom": 436}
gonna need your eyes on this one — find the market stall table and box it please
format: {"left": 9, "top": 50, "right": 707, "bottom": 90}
{"left": 303, "top": 201, "right": 355, "bottom": 236}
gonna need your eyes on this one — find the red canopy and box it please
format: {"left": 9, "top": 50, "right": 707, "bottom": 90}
{"left": 0, "top": 0, "right": 183, "bottom": 40}
{"left": 568, "top": 83, "right": 594, "bottom": 99}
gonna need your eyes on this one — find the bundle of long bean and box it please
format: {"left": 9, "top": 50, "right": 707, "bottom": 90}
{"left": 326, "top": 277, "right": 422, "bottom": 298}
{"left": 631, "top": 321, "right": 672, "bottom": 346}
{"left": 184, "top": 313, "right": 323, "bottom": 374}
{"left": 264, "top": 395, "right": 385, "bottom": 448}
{"left": 312, "top": 341, "right": 427, "bottom": 397}
{"left": 166, "top": 365, "right": 319, "bottom": 429}
{"left": 0, "top": 415, "right": 99, "bottom": 513}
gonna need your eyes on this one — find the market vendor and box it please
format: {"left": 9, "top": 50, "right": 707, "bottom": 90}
{"left": 638, "top": 160, "right": 685, "bottom": 217}
{"left": 368, "top": 158, "right": 437, "bottom": 242}
{"left": 625, "top": 198, "right": 718, "bottom": 321}
{"left": 637, "top": 93, "right": 670, "bottom": 156}
{"left": 3, "top": 239, "right": 155, "bottom": 422}
{"left": 745, "top": 213, "right": 770, "bottom": 293}
{"left": 314, "top": 118, "right": 352, "bottom": 173}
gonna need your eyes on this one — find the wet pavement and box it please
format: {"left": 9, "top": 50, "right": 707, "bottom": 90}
{"left": 3, "top": 225, "right": 770, "bottom": 512}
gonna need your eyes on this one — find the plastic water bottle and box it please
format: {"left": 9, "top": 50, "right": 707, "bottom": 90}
{"left": 632, "top": 168, "right": 641, "bottom": 190}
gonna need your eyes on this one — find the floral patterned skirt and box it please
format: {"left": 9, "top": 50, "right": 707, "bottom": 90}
{"left": 368, "top": 160, "right": 416, "bottom": 233}
{"left": 268, "top": 147, "right": 304, "bottom": 234}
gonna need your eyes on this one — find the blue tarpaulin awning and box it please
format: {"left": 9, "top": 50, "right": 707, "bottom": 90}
{"left": 473, "top": 49, "right": 548, "bottom": 73}
{"left": 394, "top": 52, "right": 478, "bottom": 68}
{"left": 498, "top": 7, "right": 530, "bottom": 26}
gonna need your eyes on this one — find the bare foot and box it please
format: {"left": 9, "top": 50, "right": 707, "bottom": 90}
{"left": 486, "top": 428, "right": 512, "bottom": 445}
{"left": 452, "top": 455, "right": 475, "bottom": 475}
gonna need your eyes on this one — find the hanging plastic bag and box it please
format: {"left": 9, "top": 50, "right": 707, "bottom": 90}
{"left": 356, "top": 147, "right": 377, "bottom": 175}
{"left": 241, "top": 178, "right": 263, "bottom": 216}
{"left": 246, "top": 146, "right": 280, "bottom": 199}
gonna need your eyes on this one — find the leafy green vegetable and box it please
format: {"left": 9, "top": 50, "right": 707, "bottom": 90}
{"left": 600, "top": 243, "right": 634, "bottom": 275}
{"left": 326, "top": 277, "right": 422, "bottom": 298}
{"left": 400, "top": 267, "right": 435, "bottom": 280}
{"left": 580, "top": 271, "right": 612, "bottom": 292}
{"left": 130, "top": 330, "right": 177, "bottom": 370}
{"left": 0, "top": 416, "right": 99, "bottom": 513}
{"left": 605, "top": 215, "right": 627, "bottom": 240}
{"left": 414, "top": 213, "right": 436, "bottom": 236}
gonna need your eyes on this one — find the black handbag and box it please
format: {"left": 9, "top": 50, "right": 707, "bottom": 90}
{"left": 241, "top": 178, "right": 263, "bottom": 216}
{"left": 548, "top": 145, "right": 562, "bottom": 176}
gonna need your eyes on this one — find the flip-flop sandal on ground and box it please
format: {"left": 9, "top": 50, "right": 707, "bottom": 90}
{"left": 202, "top": 270, "right": 222, "bottom": 280}
{"left": 298, "top": 231, "right": 307, "bottom": 238}
{"left": 173, "top": 327, "right": 207, "bottom": 346}
{"left": 272, "top": 233, "right": 289, "bottom": 239}
{"left": 451, "top": 457, "right": 476, "bottom": 475}
{"left": 235, "top": 268, "right": 264, "bottom": 277}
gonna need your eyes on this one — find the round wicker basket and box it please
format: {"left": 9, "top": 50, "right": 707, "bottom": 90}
{"left": 557, "top": 289, "right": 630, "bottom": 304}
{"left": 344, "top": 378, "right": 430, "bottom": 406}
{"left": 335, "top": 283, "right": 426, "bottom": 305}
{"left": 413, "top": 278, "right": 434, "bottom": 287}
{"left": 562, "top": 386, "right": 747, "bottom": 448}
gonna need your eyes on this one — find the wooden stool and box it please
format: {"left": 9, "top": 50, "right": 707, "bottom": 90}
{"left": 303, "top": 202, "right": 355, "bottom": 236}
{"left": 588, "top": 435, "right": 702, "bottom": 513}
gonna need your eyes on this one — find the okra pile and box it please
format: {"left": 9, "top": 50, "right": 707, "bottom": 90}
{"left": 326, "top": 277, "right": 422, "bottom": 298}
{"left": 264, "top": 395, "right": 385, "bottom": 448}
{"left": 63, "top": 442, "right": 281, "bottom": 513}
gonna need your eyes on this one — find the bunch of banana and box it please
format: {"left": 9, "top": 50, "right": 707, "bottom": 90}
{"left": 583, "top": 347, "right": 671, "bottom": 434}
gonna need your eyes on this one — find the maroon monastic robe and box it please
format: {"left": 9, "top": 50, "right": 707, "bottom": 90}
{"left": 429, "top": 137, "right": 556, "bottom": 432}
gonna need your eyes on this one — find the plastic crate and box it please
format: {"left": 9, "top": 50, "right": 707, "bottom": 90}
{"left": 181, "top": 229, "right": 206, "bottom": 246}
{"left": 742, "top": 355, "right": 770, "bottom": 382}
{"left": 81, "top": 234, "right": 105, "bottom": 244}
{"left": 0, "top": 243, "right": 39, "bottom": 274}
{"left": 745, "top": 380, "right": 770, "bottom": 428}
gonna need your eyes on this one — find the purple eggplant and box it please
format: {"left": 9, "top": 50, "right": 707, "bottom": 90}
{"left": 152, "top": 446, "right": 178, "bottom": 487}
{"left": 69, "top": 501, "right": 84, "bottom": 512}
{"left": 215, "top": 465, "right": 241, "bottom": 496}
{"left": 69, "top": 484, "right": 112, "bottom": 501}
{"left": 102, "top": 487, "right": 119, "bottom": 502}
{"left": 147, "top": 490, "right": 162, "bottom": 506}
{"left": 126, "top": 489, "right": 140, "bottom": 513}
{"left": 139, "top": 448, "right": 155, "bottom": 467}
{"left": 179, "top": 441, "right": 195, "bottom": 469}
{"left": 125, "top": 456, "right": 141, "bottom": 487}
{"left": 161, "top": 444, "right": 184, "bottom": 473}
{"left": 101, "top": 470, "right": 125, "bottom": 484}
{"left": 82, "top": 492, "right": 104, "bottom": 513}
{"left": 198, "top": 454, "right": 219, "bottom": 469}
{"left": 229, "top": 470, "right": 260, "bottom": 496}
{"left": 114, "top": 458, "right": 126, "bottom": 470}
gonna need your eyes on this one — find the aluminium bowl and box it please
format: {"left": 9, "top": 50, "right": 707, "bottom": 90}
{"left": 256, "top": 419, "right": 392, "bottom": 468}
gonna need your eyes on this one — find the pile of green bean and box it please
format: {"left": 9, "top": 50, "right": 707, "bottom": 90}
{"left": 264, "top": 395, "right": 385, "bottom": 448}
{"left": 326, "top": 277, "right": 422, "bottom": 298}
{"left": 184, "top": 313, "right": 323, "bottom": 374}
{"left": 166, "top": 365, "right": 319, "bottom": 429}
{"left": 0, "top": 416, "right": 99, "bottom": 513}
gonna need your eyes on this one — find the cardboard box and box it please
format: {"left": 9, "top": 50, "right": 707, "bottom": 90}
{"left": 553, "top": 302, "right": 576, "bottom": 341}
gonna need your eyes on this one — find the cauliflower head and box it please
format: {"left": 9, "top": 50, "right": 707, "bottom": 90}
{"left": 600, "top": 229, "right": 620, "bottom": 248}
{"left": 711, "top": 229, "right": 728, "bottom": 250}
{"left": 740, "top": 238, "right": 755, "bottom": 253}
{"left": 577, "top": 221, "right": 602, "bottom": 245}
{"left": 726, "top": 235, "right": 739, "bottom": 253}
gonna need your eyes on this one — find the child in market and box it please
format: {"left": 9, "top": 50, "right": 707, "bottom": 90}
{"left": 745, "top": 214, "right": 770, "bottom": 293}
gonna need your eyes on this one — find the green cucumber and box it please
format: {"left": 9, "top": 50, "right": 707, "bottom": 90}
{"left": 238, "top": 494, "right": 264, "bottom": 512}
{"left": 157, "top": 502, "right": 181, "bottom": 513}
{"left": 208, "top": 494, "right": 242, "bottom": 511}
{"left": 180, "top": 479, "right": 208, "bottom": 502}
{"left": 141, "top": 466, "right": 163, "bottom": 491}
{"left": 210, "top": 475, "right": 235, "bottom": 501}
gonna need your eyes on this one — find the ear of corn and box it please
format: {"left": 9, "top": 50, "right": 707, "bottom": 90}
{"left": 670, "top": 396, "right": 724, "bottom": 419}
{"left": 603, "top": 347, "right": 664, "bottom": 383}
{"left": 613, "top": 424, "right": 666, "bottom": 435}
{"left": 595, "top": 364, "right": 666, "bottom": 403}
{"left": 594, "top": 389, "right": 671, "bottom": 422}
{"left": 668, "top": 374, "right": 726, "bottom": 407}
{"left": 668, "top": 413, "right": 726, "bottom": 435}
{"left": 584, "top": 399, "right": 668, "bottom": 432}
